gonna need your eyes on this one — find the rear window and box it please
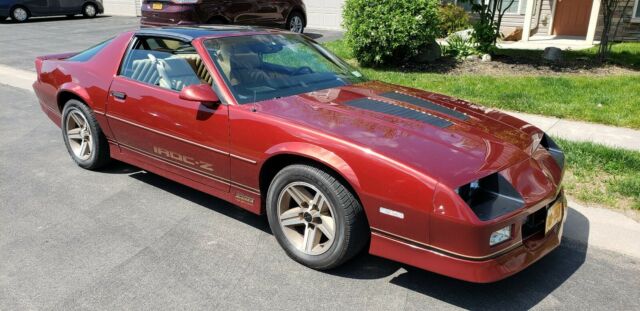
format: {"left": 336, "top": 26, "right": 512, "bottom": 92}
{"left": 67, "top": 38, "right": 113, "bottom": 62}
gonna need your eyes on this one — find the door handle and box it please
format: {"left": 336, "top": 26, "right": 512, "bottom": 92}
{"left": 111, "top": 91, "right": 127, "bottom": 100}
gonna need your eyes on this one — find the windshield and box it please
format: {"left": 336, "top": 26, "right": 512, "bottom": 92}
{"left": 204, "top": 34, "right": 367, "bottom": 104}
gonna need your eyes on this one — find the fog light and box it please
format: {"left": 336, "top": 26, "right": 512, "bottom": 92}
{"left": 490, "top": 226, "right": 511, "bottom": 246}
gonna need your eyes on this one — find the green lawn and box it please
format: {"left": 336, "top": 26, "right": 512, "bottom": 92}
{"left": 557, "top": 138, "right": 640, "bottom": 210}
{"left": 324, "top": 41, "right": 640, "bottom": 129}
{"left": 497, "top": 42, "right": 640, "bottom": 70}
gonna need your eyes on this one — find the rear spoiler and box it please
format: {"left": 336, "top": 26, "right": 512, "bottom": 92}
{"left": 36, "top": 52, "right": 78, "bottom": 61}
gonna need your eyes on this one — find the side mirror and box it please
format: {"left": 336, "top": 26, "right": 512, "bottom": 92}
{"left": 179, "top": 84, "right": 220, "bottom": 107}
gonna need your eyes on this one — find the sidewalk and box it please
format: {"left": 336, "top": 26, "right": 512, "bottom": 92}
{"left": 566, "top": 201, "right": 640, "bottom": 259}
{"left": 507, "top": 111, "right": 640, "bottom": 152}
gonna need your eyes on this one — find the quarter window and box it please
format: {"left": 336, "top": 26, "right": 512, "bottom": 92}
{"left": 67, "top": 38, "right": 113, "bottom": 62}
{"left": 119, "top": 36, "right": 213, "bottom": 91}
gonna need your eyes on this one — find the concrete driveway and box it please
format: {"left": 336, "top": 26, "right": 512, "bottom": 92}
{"left": 1, "top": 16, "right": 639, "bottom": 311}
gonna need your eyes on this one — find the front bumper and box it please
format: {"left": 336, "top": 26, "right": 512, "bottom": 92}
{"left": 369, "top": 194, "right": 568, "bottom": 283}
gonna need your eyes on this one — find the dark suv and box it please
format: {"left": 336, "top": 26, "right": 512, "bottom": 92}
{"left": 141, "top": 0, "right": 306, "bottom": 33}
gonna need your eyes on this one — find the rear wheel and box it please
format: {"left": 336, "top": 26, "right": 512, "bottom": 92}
{"left": 61, "top": 100, "right": 111, "bottom": 170}
{"left": 10, "top": 6, "right": 29, "bottom": 22}
{"left": 266, "top": 164, "right": 368, "bottom": 270}
{"left": 207, "top": 17, "right": 227, "bottom": 25}
{"left": 286, "top": 11, "right": 304, "bottom": 33}
{"left": 82, "top": 3, "right": 97, "bottom": 18}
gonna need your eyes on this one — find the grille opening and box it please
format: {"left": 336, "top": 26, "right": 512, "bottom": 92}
{"left": 457, "top": 173, "right": 524, "bottom": 221}
{"left": 522, "top": 207, "right": 547, "bottom": 240}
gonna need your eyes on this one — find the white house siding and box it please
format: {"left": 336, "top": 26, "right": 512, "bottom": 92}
{"left": 102, "top": 0, "right": 138, "bottom": 16}
{"left": 304, "top": 0, "right": 345, "bottom": 30}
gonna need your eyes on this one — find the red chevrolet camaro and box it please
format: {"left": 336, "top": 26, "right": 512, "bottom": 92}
{"left": 32, "top": 26, "right": 567, "bottom": 283}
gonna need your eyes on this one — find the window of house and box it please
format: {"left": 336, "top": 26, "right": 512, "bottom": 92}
{"left": 633, "top": 0, "right": 640, "bottom": 20}
{"left": 444, "top": 0, "right": 527, "bottom": 14}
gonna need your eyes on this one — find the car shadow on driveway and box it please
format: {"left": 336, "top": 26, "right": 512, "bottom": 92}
{"left": 126, "top": 167, "right": 272, "bottom": 234}
{"left": 331, "top": 210, "right": 590, "bottom": 310}
{"left": 113, "top": 161, "right": 589, "bottom": 309}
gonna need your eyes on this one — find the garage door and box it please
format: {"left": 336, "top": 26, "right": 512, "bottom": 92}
{"left": 102, "top": 0, "right": 138, "bottom": 16}
{"left": 304, "top": 0, "right": 345, "bottom": 30}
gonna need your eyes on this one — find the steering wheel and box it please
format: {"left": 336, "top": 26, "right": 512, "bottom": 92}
{"left": 292, "top": 66, "right": 313, "bottom": 76}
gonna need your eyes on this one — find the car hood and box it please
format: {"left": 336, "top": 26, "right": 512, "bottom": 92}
{"left": 253, "top": 81, "right": 544, "bottom": 188}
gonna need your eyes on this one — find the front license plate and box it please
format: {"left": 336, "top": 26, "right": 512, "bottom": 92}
{"left": 152, "top": 3, "right": 163, "bottom": 10}
{"left": 545, "top": 200, "right": 563, "bottom": 234}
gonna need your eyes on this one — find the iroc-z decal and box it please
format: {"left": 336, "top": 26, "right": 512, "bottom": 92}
{"left": 153, "top": 146, "right": 214, "bottom": 172}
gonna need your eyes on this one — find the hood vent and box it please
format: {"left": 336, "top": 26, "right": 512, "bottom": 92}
{"left": 380, "top": 92, "right": 469, "bottom": 121}
{"left": 343, "top": 98, "right": 453, "bottom": 128}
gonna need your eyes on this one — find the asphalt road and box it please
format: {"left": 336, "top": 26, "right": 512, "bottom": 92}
{"left": 0, "top": 15, "right": 343, "bottom": 71}
{"left": 1, "top": 16, "right": 640, "bottom": 311}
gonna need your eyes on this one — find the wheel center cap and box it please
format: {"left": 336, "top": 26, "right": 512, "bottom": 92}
{"left": 303, "top": 212, "right": 313, "bottom": 223}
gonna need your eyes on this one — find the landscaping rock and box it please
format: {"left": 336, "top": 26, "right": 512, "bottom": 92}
{"left": 448, "top": 28, "right": 473, "bottom": 41}
{"left": 543, "top": 47, "right": 563, "bottom": 62}
{"left": 481, "top": 54, "right": 492, "bottom": 62}
{"left": 414, "top": 41, "right": 442, "bottom": 64}
{"left": 465, "top": 54, "right": 480, "bottom": 61}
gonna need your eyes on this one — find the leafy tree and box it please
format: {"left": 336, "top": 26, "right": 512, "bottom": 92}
{"left": 598, "top": 0, "right": 633, "bottom": 62}
{"left": 460, "top": 0, "right": 517, "bottom": 53}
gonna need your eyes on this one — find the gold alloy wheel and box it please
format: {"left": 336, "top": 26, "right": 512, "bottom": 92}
{"left": 65, "top": 110, "right": 93, "bottom": 161}
{"left": 277, "top": 182, "right": 336, "bottom": 255}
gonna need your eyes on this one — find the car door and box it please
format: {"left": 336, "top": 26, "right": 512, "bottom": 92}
{"left": 56, "top": 0, "right": 82, "bottom": 14}
{"left": 20, "top": 0, "right": 55, "bottom": 15}
{"left": 106, "top": 36, "right": 231, "bottom": 192}
{"left": 254, "top": 0, "right": 280, "bottom": 25}
{"left": 222, "top": 0, "right": 261, "bottom": 24}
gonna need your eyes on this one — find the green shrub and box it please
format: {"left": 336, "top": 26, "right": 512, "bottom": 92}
{"left": 343, "top": 0, "right": 440, "bottom": 66}
{"left": 443, "top": 34, "right": 476, "bottom": 58}
{"left": 438, "top": 4, "right": 471, "bottom": 37}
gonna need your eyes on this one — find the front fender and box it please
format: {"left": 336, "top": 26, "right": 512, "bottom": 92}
{"left": 263, "top": 142, "right": 361, "bottom": 190}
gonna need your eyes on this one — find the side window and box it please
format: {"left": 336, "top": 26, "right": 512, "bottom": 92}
{"left": 119, "top": 36, "right": 214, "bottom": 91}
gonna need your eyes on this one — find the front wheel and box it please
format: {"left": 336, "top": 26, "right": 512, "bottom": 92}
{"left": 266, "top": 164, "right": 368, "bottom": 270}
{"left": 82, "top": 3, "right": 97, "bottom": 18}
{"left": 61, "top": 100, "right": 111, "bottom": 170}
{"left": 286, "top": 12, "right": 304, "bottom": 33}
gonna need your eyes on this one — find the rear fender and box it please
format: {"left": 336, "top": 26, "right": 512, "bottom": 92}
{"left": 57, "top": 83, "right": 94, "bottom": 111}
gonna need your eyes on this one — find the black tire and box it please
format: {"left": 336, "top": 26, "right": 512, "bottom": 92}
{"left": 10, "top": 6, "right": 29, "bottom": 22}
{"left": 61, "top": 99, "right": 111, "bottom": 170}
{"left": 207, "top": 17, "right": 227, "bottom": 25}
{"left": 82, "top": 3, "right": 97, "bottom": 18}
{"left": 266, "top": 164, "right": 368, "bottom": 270}
{"left": 286, "top": 11, "right": 305, "bottom": 33}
